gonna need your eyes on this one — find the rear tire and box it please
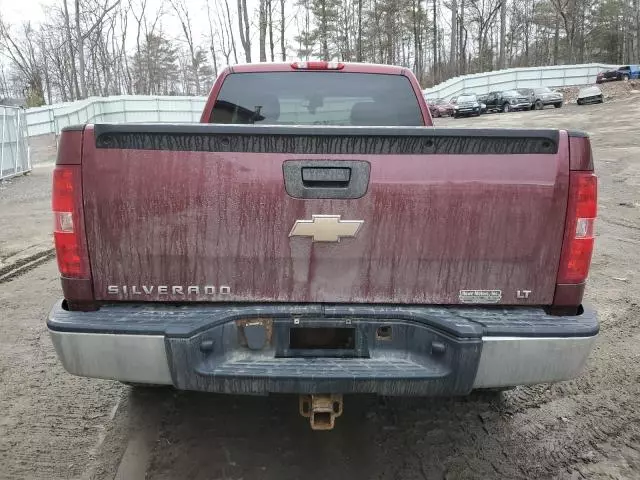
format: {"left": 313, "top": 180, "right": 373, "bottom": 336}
{"left": 623, "top": 74, "right": 630, "bottom": 81}
{"left": 577, "top": 99, "right": 583, "bottom": 106}
{"left": 599, "top": 95, "right": 604, "bottom": 104}
{"left": 502, "top": 103, "right": 511, "bottom": 113}
{"left": 554, "top": 102, "right": 563, "bottom": 109}
{"left": 535, "top": 100, "right": 543, "bottom": 110}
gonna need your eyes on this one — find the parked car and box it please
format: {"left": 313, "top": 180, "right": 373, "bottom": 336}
{"left": 475, "top": 94, "right": 489, "bottom": 114}
{"left": 452, "top": 94, "right": 481, "bottom": 117}
{"left": 577, "top": 86, "right": 604, "bottom": 105}
{"left": 519, "top": 87, "right": 564, "bottom": 110}
{"left": 615, "top": 65, "right": 640, "bottom": 80}
{"left": 596, "top": 65, "right": 640, "bottom": 83}
{"left": 47, "top": 61, "right": 598, "bottom": 432}
{"left": 484, "top": 90, "right": 532, "bottom": 113}
{"left": 596, "top": 68, "right": 620, "bottom": 83}
{"left": 427, "top": 98, "right": 454, "bottom": 117}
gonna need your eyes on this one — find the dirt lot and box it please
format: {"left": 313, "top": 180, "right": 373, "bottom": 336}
{"left": 0, "top": 98, "right": 639, "bottom": 480}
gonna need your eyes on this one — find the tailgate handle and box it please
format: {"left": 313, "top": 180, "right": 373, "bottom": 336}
{"left": 301, "top": 167, "right": 351, "bottom": 187}
{"left": 283, "top": 160, "right": 370, "bottom": 199}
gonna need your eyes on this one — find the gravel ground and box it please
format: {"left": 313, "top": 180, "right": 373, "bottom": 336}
{"left": 0, "top": 98, "right": 639, "bottom": 479}
{"left": 0, "top": 261, "right": 124, "bottom": 480}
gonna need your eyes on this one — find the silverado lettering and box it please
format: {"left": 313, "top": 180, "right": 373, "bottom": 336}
{"left": 47, "top": 61, "right": 599, "bottom": 431}
{"left": 107, "top": 285, "right": 231, "bottom": 295}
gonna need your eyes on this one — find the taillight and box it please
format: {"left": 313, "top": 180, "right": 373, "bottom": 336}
{"left": 291, "top": 61, "right": 344, "bottom": 70}
{"left": 557, "top": 172, "right": 597, "bottom": 284}
{"left": 52, "top": 166, "right": 89, "bottom": 278}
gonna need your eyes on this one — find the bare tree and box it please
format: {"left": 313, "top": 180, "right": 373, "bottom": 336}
{"left": 205, "top": 0, "right": 219, "bottom": 77}
{"left": 222, "top": 0, "right": 239, "bottom": 63}
{"left": 269, "top": 0, "right": 276, "bottom": 61}
{"left": 259, "top": 0, "right": 267, "bottom": 61}
{"left": 170, "top": 0, "right": 201, "bottom": 94}
{"left": 550, "top": 0, "right": 578, "bottom": 62}
{"left": 237, "top": 0, "right": 252, "bottom": 61}
{"left": 498, "top": 0, "right": 506, "bottom": 68}
{"left": 0, "top": 20, "right": 45, "bottom": 105}
{"left": 468, "top": 0, "right": 502, "bottom": 71}
{"left": 357, "top": 0, "right": 363, "bottom": 61}
{"left": 61, "top": 0, "right": 80, "bottom": 98}
{"left": 450, "top": 0, "right": 458, "bottom": 74}
{"left": 280, "top": 0, "right": 287, "bottom": 60}
{"left": 432, "top": 0, "right": 438, "bottom": 79}
{"left": 214, "top": 0, "right": 239, "bottom": 65}
{"left": 74, "top": 0, "right": 122, "bottom": 98}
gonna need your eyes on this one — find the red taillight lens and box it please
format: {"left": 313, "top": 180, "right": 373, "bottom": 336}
{"left": 557, "top": 172, "right": 597, "bottom": 284}
{"left": 52, "top": 167, "right": 75, "bottom": 212}
{"left": 54, "top": 231, "right": 84, "bottom": 277}
{"left": 291, "top": 61, "right": 344, "bottom": 70}
{"left": 52, "top": 166, "right": 89, "bottom": 279}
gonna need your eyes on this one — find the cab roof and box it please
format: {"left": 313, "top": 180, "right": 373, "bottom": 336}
{"left": 228, "top": 62, "right": 406, "bottom": 75}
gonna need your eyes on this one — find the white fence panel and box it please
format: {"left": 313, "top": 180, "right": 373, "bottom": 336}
{"left": 0, "top": 106, "right": 31, "bottom": 180}
{"left": 423, "top": 63, "right": 617, "bottom": 99}
{"left": 25, "top": 95, "right": 208, "bottom": 137}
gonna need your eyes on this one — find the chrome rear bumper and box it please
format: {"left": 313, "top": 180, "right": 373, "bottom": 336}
{"left": 472, "top": 335, "right": 596, "bottom": 388}
{"left": 49, "top": 328, "right": 597, "bottom": 389}
{"left": 47, "top": 301, "right": 598, "bottom": 392}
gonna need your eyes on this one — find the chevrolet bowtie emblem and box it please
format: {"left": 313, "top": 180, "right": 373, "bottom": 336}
{"left": 289, "top": 215, "right": 364, "bottom": 242}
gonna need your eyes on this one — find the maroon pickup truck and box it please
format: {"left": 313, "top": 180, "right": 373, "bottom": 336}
{"left": 48, "top": 62, "right": 598, "bottom": 430}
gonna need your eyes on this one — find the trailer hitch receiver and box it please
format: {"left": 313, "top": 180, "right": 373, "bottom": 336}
{"left": 299, "top": 394, "right": 343, "bottom": 430}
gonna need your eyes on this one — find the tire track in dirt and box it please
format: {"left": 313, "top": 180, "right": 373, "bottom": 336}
{"left": 0, "top": 248, "right": 55, "bottom": 283}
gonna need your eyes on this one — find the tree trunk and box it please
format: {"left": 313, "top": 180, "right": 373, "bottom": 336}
{"left": 259, "top": 0, "right": 267, "bottom": 61}
{"left": 357, "top": 0, "right": 363, "bottom": 61}
{"left": 205, "top": 0, "right": 218, "bottom": 77}
{"left": 63, "top": 0, "right": 80, "bottom": 99}
{"left": 432, "top": 0, "right": 437, "bottom": 82}
{"left": 450, "top": 0, "right": 457, "bottom": 74}
{"left": 41, "top": 41, "right": 52, "bottom": 104}
{"left": 223, "top": 0, "right": 239, "bottom": 63}
{"left": 412, "top": 0, "right": 419, "bottom": 76}
{"left": 554, "top": 10, "right": 560, "bottom": 63}
{"left": 321, "top": 0, "right": 329, "bottom": 60}
{"left": 579, "top": 0, "right": 586, "bottom": 63}
{"left": 499, "top": 0, "right": 506, "bottom": 68}
{"left": 459, "top": 0, "right": 465, "bottom": 73}
{"left": 477, "top": 27, "right": 484, "bottom": 72}
{"left": 525, "top": 0, "right": 532, "bottom": 65}
{"left": 268, "top": 0, "right": 275, "bottom": 61}
{"left": 75, "top": 0, "right": 87, "bottom": 98}
{"left": 280, "top": 0, "right": 286, "bottom": 60}
{"left": 633, "top": 0, "right": 640, "bottom": 58}
{"left": 237, "top": 0, "right": 252, "bottom": 62}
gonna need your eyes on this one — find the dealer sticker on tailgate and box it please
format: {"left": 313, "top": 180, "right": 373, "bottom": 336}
{"left": 458, "top": 290, "right": 502, "bottom": 304}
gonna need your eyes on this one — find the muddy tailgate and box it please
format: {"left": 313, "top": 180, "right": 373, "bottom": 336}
{"left": 81, "top": 124, "right": 569, "bottom": 305}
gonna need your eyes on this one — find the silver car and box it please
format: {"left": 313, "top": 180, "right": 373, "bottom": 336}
{"left": 519, "top": 87, "right": 564, "bottom": 110}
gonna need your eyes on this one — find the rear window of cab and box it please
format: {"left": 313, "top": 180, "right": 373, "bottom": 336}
{"left": 209, "top": 72, "right": 425, "bottom": 127}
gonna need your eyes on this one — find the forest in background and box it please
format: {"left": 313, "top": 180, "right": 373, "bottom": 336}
{"left": 0, "top": 0, "right": 639, "bottom": 106}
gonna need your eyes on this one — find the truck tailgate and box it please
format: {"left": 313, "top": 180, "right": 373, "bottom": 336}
{"left": 82, "top": 124, "right": 569, "bottom": 305}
